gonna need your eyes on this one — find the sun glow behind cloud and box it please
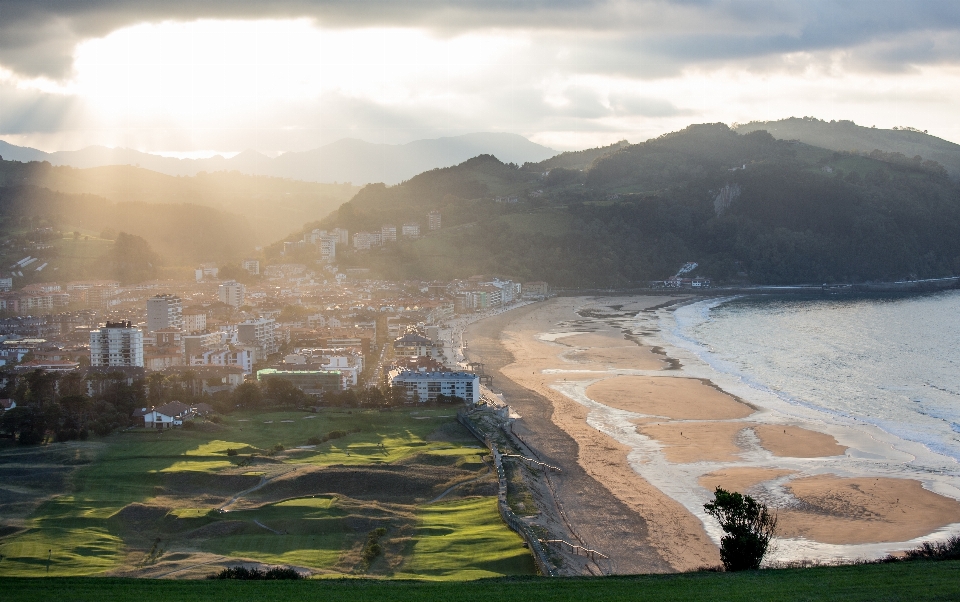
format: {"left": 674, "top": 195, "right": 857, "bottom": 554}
{"left": 3, "top": 10, "right": 960, "bottom": 153}
{"left": 65, "top": 20, "right": 527, "bottom": 133}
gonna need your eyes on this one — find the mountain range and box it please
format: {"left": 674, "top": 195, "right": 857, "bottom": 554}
{"left": 0, "top": 133, "right": 558, "bottom": 186}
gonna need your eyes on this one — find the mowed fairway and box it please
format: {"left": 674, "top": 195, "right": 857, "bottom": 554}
{"left": 0, "top": 407, "right": 534, "bottom": 579}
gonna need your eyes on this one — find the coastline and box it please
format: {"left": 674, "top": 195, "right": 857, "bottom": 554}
{"left": 463, "top": 295, "right": 960, "bottom": 572}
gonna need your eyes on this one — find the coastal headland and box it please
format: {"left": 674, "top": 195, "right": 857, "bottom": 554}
{"left": 463, "top": 296, "right": 960, "bottom": 573}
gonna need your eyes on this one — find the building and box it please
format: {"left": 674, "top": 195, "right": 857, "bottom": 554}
{"left": 218, "top": 281, "right": 245, "bottom": 307}
{"left": 402, "top": 223, "right": 420, "bottom": 238}
{"left": 182, "top": 308, "right": 207, "bottom": 333}
{"left": 393, "top": 332, "right": 436, "bottom": 357}
{"left": 195, "top": 263, "right": 219, "bottom": 282}
{"left": 319, "top": 235, "right": 337, "bottom": 260}
{"left": 428, "top": 211, "right": 441, "bottom": 230}
{"left": 389, "top": 370, "right": 479, "bottom": 404}
{"left": 191, "top": 347, "right": 254, "bottom": 374}
{"left": 257, "top": 368, "right": 342, "bottom": 396}
{"left": 523, "top": 281, "right": 549, "bottom": 297}
{"left": 333, "top": 227, "right": 349, "bottom": 245}
{"left": 238, "top": 318, "right": 278, "bottom": 359}
{"left": 146, "top": 294, "right": 183, "bottom": 333}
{"left": 381, "top": 225, "right": 397, "bottom": 243}
{"left": 241, "top": 259, "right": 260, "bottom": 276}
{"left": 353, "top": 231, "right": 381, "bottom": 250}
{"left": 90, "top": 321, "right": 144, "bottom": 367}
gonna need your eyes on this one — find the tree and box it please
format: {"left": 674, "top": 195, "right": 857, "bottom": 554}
{"left": 703, "top": 487, "right": 777, "bottom": 571}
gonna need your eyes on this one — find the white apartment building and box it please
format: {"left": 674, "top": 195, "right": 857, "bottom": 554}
{"left": 146, "top": 294, "right": 183, "bottom": 333}
{"left": 319, "top": 235, "right": 337, "bottom": 260}
{"left": 182, "top": 309, "right": 207, "bottom": 333}
{"left": 381, "top": 225, "right": 397, "bottom": 243}
{"left": 402, "top": 223, "right": 420, "bottom": 238}
{"left": 90, "top": 321, "right": 144, "bottom": 367}
{"left": 389, "top": 370, "right": 480, "bottom": 404}
{"left": 241, "top": 259, "right": 260, "bottom": 275}
{"left": 353, "top": 232, "right": 382, "bottom": 250}
{"left": 190, "top": 348, "right": 254, "bottom": 373}
{"left": 238, "top": 318, "right": 278, "bottom": 359}
{"left": 218, "top": 281, "right": 245, "bottom": 307}
{"left": 428, "top": 211, "right": 441, "bottom": 230}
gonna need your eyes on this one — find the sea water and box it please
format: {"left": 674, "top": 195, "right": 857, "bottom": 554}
{"left": 668, "top": 290, "right": 960, "bottom": 467}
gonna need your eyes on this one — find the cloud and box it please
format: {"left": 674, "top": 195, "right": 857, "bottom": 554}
{"left": 4, "top": 1, "right": 960, "bottom": 80}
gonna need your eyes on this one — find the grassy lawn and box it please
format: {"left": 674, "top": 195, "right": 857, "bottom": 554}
{"left": 0, "top": 407, "right": 514, "bottom": 579}
{"left": 397, "top": 497, "right": 536, "bottom": 580}
{"left": 2, "top": 561, "right": 960, "bottom": 601}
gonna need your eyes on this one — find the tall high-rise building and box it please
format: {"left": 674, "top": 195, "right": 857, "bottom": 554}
{"left": 146, "top": 294, "right": 183, "bottom": 333}
{"left": 219, "top": 281, "right": 245, "bottom": 307}
{"left": 90, "top": 321, "right": 144, "bottom": 367}
{"left": 428, "top": 211, "right": 441, "bottom": 230}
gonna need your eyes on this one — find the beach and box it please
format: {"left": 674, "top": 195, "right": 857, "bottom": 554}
{"left": 463, "top": 296, "right": 960, "bottom": 573}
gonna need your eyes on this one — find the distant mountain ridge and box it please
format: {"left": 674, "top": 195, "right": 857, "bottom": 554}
{"left": 733, "top": 118, "right": 960, "bottom": 179}
{"left": 0, "top": 133, "right": 558, "bottom": 185}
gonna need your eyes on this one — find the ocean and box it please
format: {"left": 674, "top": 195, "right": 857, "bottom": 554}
{"left": 667, "top": 290, "right": 960, "bottom": 468}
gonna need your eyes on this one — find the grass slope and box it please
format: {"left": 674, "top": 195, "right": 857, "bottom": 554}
{"left": 2, "top": 561, "right": 960, "bottom": 601}
{"left": 0, "top": 408, "right": 526, "bottom": 580}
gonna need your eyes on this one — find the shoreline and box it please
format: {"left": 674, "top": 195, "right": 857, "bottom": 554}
{"left": 463, "top": 295, "right": 960, "bottom": 572}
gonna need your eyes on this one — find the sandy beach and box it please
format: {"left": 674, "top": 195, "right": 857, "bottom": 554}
{"left": 464, "top": 296, "right": 960, "bottom": 573}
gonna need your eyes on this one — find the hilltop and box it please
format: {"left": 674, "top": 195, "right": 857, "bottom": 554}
{"left": 317, "top": 123, "right": 960, "bottom": 286}
{"left": 733, "top": 117, "right": 960, "bottom": 179}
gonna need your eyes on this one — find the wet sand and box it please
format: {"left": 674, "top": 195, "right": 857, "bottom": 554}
{"left": 779, "top": 476, "right": 960, "bottom": 544}
{"left": 587, "top": 375, "right": 755, "bottom": 420}
{"left": 753, "top": 425, "right": 848, "bottom": 458}
{"left": 465, "top": 296, "right": 960, "bottom": 570}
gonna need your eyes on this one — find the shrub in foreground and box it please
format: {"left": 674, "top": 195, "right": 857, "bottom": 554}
{"left": 208, "top": 566, "right": 302, "bottom": 580}
{"left": 704, "top": 487, "right": 777, "bottom": 571}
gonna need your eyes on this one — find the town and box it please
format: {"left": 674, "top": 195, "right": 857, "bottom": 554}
{"left": 0, "top": 221, "right": 550, "bottom": 437}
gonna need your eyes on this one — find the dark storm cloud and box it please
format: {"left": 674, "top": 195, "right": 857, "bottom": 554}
{"left": 3, "top": 1, "right": 960, "bottom": 79}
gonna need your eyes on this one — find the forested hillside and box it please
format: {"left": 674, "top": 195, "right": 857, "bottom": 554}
{"left": 321, "top": 124, "right": 960, "bottom": 286}
{"left": 734, "top": 117, "right": 960, "bottom": 180}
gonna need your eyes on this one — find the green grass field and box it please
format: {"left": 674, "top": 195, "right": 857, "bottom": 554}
{"left": 2, "top": 561, "right": 959, "bottom": 601}
{"left": 0, "top": 408, "right": 529, "bottom": 580}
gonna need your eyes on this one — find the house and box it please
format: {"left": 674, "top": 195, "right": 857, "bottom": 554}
{"left": 0, "top": 399, "right": 16, "bottom": 411}
{"left": 132, "top": 400, "right": 193, "bottom": 429}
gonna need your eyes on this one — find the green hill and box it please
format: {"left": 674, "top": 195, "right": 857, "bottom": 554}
{"left": 733, "top": 117, "right": 960, "bottom": 179}
{"left": 319, "top": 123, "right": 960, "bottom": 286}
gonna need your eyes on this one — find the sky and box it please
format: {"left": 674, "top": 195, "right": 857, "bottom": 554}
{"left": 2, "top": 0, "right": 960, "bottom": 155}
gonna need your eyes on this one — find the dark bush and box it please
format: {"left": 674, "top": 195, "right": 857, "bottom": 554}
{"left": 226, "top": 448, "right": 238, "bottom": 456}
{"left": 704, "top": 487, "right": 777, "bottom": 571}
{"left": 904, "top": 535, "right": 960, "bottom": 561}
{"left": 208, "top": 566, "right": 302, "bottom": 580}
{"left": 307, "top": 436, "right": 322, "bottom": 445}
